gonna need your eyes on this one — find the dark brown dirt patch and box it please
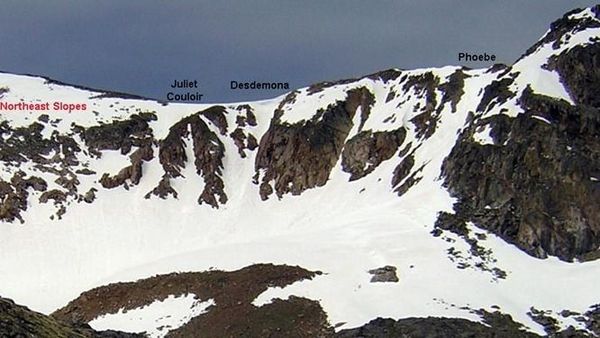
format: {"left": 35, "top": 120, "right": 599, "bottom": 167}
{"left": 52, "top": 264, "right": 329, "bottom": 337}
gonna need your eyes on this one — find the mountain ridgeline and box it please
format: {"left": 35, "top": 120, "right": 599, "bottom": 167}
{"left": 1, "top": 6, "right": 598, "bottom": 263}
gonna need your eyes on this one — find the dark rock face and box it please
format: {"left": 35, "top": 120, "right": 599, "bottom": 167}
{"left": 528, "top": 307, "right": 561, "bottom": 336}
{"left": 584, "top": 304, "right": 600, "bottom": 335}
{"left": 145, "top": 176, "right": 178, "bottom": 200}
{"left": 158, "top": 118, "right": 189, "bottom": 179}
{"left": 0, "top": 172, "right": 48, "bottom": 222}
{"left": 441, "top": 88, "right": 600, "bottom": 261}
{"left": 0, "top": 118, "right": 99, "bottom": 221}
{"left": 255, "top": 88, "right": 373, "bottom": 200}
{"left": 341, "top": 128, "right": 406, "bottom": 181}
{"left": 0, "top": 121, "right": 54, "bottom": 163}
{"left": 83, "top": 113, "right": 156, "bottom": 155}
{"left": 306, "top": 79, "right": 358, "bottom": 96}
{"left": 438, "top": 70, "right": 468, "bottom": 113}
{"left": 39, "top": 189, "right": 67, "bottom": 204}
{"left": 235, "top": 104, "right": 258, "bottom": 127}
{"left": 335, "top": 316, "right": 540, "bottom": 338}
{"left": 404, "top": 72, "right": 440, "bottom": 140}
{"left": 366, "top": 68, "right": 403, "bottom": 83}
{"left": 0, "top": 296, "right": 142, "bottom": 338}
{"left": 520, "top": 5, "right": 600, "bottom": 59}
{"left": 200, "top": 105, "right": 228, "bottom": 135}
{"left": 391, "top": 148, "right": 426, "bottom": 197}
{"left": 192, "top": 116, "right": 228, "bottom": 207}
{"left": 476, "top": 77, "right": 517, "bottom": 113}
{"left": 230, "top": 127, "right": 248, "bottom": 157}
{"left": 354, "top": 87, "right": 376, "bottom": 132}
{"left": 154, "top": 111, "right": 227, "bottom": 208}
{"left": 87, "top": 114, "right": 156, "bottom": 191}
{"left": 368, "top": 266, "right": 399, "bottom": 283}
{"left": 547, "top": 43, "right": 600, "bottom": 108}
{"left": 391, "top": 150, "right": 414, "bottom": 188}
{"left": 229, "top": 105, "right": 259, "bottom": 159}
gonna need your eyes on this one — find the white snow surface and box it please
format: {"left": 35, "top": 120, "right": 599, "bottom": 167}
{"left": 472, "top": 124, "right": 494, "bottom": 145}
{"left": 89, "top": 294, "right": 214, "bottom": 338}
{"left": 0, "top": 13, "right": 599, "bottom": 335}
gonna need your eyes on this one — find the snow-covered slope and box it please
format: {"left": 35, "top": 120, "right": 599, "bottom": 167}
{"left": 1, "top": 5, "right": 599, "bottom": 337}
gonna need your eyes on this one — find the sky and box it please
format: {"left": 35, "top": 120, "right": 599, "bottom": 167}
{"left": 0, "top": 1, "right": 597, "bottom": 103}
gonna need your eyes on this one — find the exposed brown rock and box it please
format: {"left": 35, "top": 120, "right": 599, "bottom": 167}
{"left": 82, "top": 188, "right": 97, "bottom": 204}
{"left": 273, "top": 90, "right": 300, "bottom": 119}
{"left": 336, "top": 315, "right": 539, "bottom": 338}
{"left": 441, "top": 87, "right": 600, "bottom": 261}
{"left": 21, "top": 175, "right": 48, "bottom": 192}
{"left": 145, "top": 176, "right": 178, "bottom": 199}
{"left": 306, "top": 79, "right": 357, "bottom": 96}
{"left": 99, "top": 144, "right": 153, "bottom": 190}
{"left": 200, "top": 105, "right": 228, "bottom": 135}
{"left": 346, "top": 87, "right": 375, "bottom": 132}
{"left": 82, "top": 113, "right": 156, "bottom": 154}
{"left": 0, "top": 121, "right": 63, "bottom": 164}
{"left": 37, "top": 114, "right": 50, "bottom": 123}
{"left": 547, "top": 43, "right": 600, "bottom": 108}
{"left": 52, "top": 264, "right": 329, "bottom": 338}
{"left": 476, "top": 77, "right": 517, "bottom": 113}
{"left": 486, "top": 63, "right": 510, "bottom": 74}
{"left": 247, "top": 133, "right": 259, "bottom": 150}
{"left": 246, "top": 108, "right": 258, "bottom": 127}
{"left": 519, "top": 6, "right": 600, "bottom": 60}
{"left": 255, "top": 88, "right": 370, "bottom": 200}
{"left": 76, "top": 168, "right": 96, "bottom": 175}
{"left": 368, "top": 266, "right": 399, "bottom": 283}
{"left": 39, "top": 189, "right": 67, "bottom": 204}
{"left": 235, "top": 104, "right": 257, "bottom": 126}
{"left": 385, "top": 89, "right": 396, "bottom": 103}
{"left": 438, "top": 69, "right": 468, "bottom": 113}
{"left": 235, "top": 114, "right": 247, "bottom": 127}
{"left": 341, "top": 128, "right": 406, "bottom": 181}
{"left": 391, "top": 151, "right": 415, "bottom": 190}
{"left": 403, "top": 72, "right": 441, "bottom": 139}
{"left": 528, "top": 307, "right": 561, "bottom": 335}
{"left": 0, "top": 187, "right": 25, "bottom": 223}
{"left": 99, "top": 166, "right": 135, "bottom": 189}
{"left": 158, "top": 118, "right": 189, "bottom": 178}
{"left": 366, "top": 68, "right": 403, "bottom": 83}
{"left": 230, "top": 127, "right": 248, "bottom": 158}
{"left": 155, "top": 113, "right": 227, "bottom": 207}
{"left": 0, "top": 172, "right": 50, "bottom": 222}
{"left": 55, "top": 173, "right": 80, "bottom": 193}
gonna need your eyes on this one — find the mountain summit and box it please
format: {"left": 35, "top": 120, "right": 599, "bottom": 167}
{"left": 0, "top": 5, "right": 599, "bottom": 337}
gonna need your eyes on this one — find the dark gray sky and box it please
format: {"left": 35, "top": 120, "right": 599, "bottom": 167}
{"left": 0, "top": 1, "right": 597, "bottom": 103}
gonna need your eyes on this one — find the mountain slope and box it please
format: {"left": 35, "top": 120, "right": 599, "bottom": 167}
{"left": 0, "top": 5, "right": 599, "bottom": 337}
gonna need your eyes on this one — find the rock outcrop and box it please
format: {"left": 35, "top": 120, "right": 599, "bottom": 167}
{"left": 53, "top": 264, "right": 331, "bottom": 338}
{"left": 255, "top": 87, "right": 374, "bottom": 200}
{"left": 441, "top": 69, "right": 600, "bottom": 262}
{"left": 153, "top": 111, "right": 227, "bottom": 207}
{"left": 341, "top": 128, "right": 406, "bottom": 181}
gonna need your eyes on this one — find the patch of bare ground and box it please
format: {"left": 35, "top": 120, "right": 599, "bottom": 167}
{"left": 52, "top": 264, "right": 333, "bottom": 337}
